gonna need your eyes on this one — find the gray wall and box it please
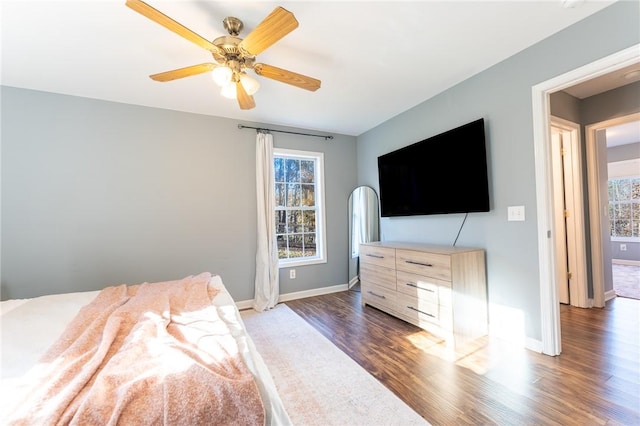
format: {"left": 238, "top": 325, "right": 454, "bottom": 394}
{"left": 356, "top": 1, "right": 639, "bottom": 343}
{"left": 1, "top": 87, "right": 357, "bottom": 301}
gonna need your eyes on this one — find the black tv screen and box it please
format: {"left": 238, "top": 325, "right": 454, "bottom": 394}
{"left": 377, "top": 118, "right": 490, "bottom": 217}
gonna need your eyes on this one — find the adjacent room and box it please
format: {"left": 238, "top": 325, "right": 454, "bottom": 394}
{"left": 2, "top": 1, "right": 639, "bottom": 424}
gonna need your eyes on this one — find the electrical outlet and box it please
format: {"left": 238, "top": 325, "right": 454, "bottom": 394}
{"left": 508, "top": 206, "right": 525, "bottom": 221}
{"left": 289, "top": 269, "right": 296, "bottom": 279}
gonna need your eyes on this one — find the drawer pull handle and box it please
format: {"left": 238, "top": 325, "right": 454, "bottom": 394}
{"left": 368, "top": 291, "right": 386, "bottom": 299}
{"left": 406, "top": 282, "right": 434, "bottom": 292}
{"left": 405, "top": 260, "right": 433, "bottom": 267}
{"left": 366, "top": 254, "right": 384, "bottom": 259}
{"left": 407, "top": 306, "right": 435, "bottom": 318}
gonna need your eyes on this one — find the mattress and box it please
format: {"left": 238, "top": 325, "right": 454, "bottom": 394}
{"left": 0, "top": 274, "right": 291, "bottom": 425}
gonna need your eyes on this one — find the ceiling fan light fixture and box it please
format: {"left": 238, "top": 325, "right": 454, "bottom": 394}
{"left": 212, "top": 66, "right": 233, "bottom": 86}
{"left": 240, "top": 73, "right": 260, "bottom": 95}
{"left": 221, "top": 82, "right": 238, "bottom": 99}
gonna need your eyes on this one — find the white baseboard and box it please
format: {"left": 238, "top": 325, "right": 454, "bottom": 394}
{"left": 348, "top": 276, "right": 359, "bottom": 289}
{"left": 525, "top": 338, "right": 543, "bottom": 353}
{"left": 235, "top": 283, "right": 349, "bottom": 311}
{"left": 613, "top": 259, "right": 640, "bottom": 266}
{"left": 605, "top": 289, "right": 617, "bottom": 301}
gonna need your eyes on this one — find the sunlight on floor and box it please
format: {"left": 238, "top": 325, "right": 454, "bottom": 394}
{"left": 405, "top": 302, "right": 529, "bottom": 376}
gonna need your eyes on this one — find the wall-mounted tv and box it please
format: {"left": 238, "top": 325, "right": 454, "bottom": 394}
{"left": 378, "top": 118, "right": 490, "bottom": 217}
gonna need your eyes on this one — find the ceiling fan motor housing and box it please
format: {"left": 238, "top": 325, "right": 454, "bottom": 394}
{"left": 212, "top": 34, "right": 255, "bottom": 70}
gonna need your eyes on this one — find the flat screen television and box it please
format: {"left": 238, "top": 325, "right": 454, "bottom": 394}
{"left": 378, "top": 118, "right": 490, "bottom": 217}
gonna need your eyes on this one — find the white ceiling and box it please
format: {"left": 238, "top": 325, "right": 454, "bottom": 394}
{"left": 0, "top": 0, "right": 619, "bottom": 136}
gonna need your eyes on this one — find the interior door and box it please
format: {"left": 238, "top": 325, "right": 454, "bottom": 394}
{"left": 551, "top": 118, "right": 588, "bottom": 307}
{"left": 551, "top": 127, "right": 570, "bottom": 304}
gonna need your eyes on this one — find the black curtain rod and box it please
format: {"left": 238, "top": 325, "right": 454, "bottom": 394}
{"left": 237, "top": 124, "right": 333, "bottom": 140}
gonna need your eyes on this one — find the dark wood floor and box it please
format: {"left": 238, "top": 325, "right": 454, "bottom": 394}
{"left": 285, "top": 289, "right": 640, "bottom": 425}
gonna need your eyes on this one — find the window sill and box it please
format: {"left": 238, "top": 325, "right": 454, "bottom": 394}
{"left": 278, "top": 257, "right": 327, "bottom": 269}
{"left": 611, "top": 237, "right": 640, "bottom": 243}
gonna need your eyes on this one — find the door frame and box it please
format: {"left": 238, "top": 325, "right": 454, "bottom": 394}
{"left": 550, "top": 117, "right": 589, "bottom": 308}
{"left": 586, "top": 112, "right": 640, "bottom": 308}
{"left": 531, "top": 43, "right": 640, "bottom": 356}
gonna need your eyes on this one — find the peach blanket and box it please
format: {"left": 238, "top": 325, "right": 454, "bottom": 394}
{"left": 6, "top": 273, "right": 265, "bottom": 425}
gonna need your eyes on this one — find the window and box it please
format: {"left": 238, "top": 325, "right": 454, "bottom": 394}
{"left": 274, "top": 149, "right": 326, "bottom": 267}
{"left": 608, "top": 176, "right": 640, "bottom": 238}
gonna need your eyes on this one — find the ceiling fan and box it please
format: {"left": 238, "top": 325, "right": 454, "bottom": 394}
{"left": 125, "top": 0, "right": 321, "bottom": 110}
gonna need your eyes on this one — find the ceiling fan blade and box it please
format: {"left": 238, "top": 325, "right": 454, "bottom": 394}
{"left": 150, "top": 63, "right": 217, "bottom": 82}
{"left": 126, "top": 0, "right": 223, "bottom": 55}
{"left": 238, "top": 7, "right": 298, "bottom": 56}
{"left": 236, "top": 81, "right": 256, "bottom": 110}
{"left": 253, "top": 63, "right": 320, "bottom": 92}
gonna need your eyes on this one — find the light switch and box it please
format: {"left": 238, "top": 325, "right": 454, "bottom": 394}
{"left": 508, "top": 206, "right": 525, "bottom": 221}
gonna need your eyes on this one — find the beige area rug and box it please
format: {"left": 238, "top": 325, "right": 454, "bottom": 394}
{"left": 613, "top": 264, "right": 640, "bottom": 300}
{"left": 241, "top": 304, "right": 429, "bottom": 426}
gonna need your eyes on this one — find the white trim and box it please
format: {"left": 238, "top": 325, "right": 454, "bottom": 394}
{"left": 532, "top": 82, "right": 562, "bottom": 356}
{"left": 348, "top": 275, "right": 359, "bottom": 289}
{"left": 605, "top": 290, "right": 617, "bottom": 301}
{"left": 532, "top": 44, "right": 640, "bottom": 356}
{"left": 613, "top": 259, "right": 640, "bottom": 266}
{"left": 274, "top": 148, "right": 327, "bottom": 269}
{"left": 235, "top": 283, "right": 349, "bottom": 309}
{"left": 525, "top": 338, "right": 543, "bottom": 354}
{"left": 586, "top": 112, "right": 640, "bottom": 308}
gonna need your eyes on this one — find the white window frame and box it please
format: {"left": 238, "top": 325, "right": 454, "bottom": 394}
{"left": 274, "top": 148, "right": 327, "bottom": 268}
{"left": 608, "top": 175, "right": 640, "bottom": 241}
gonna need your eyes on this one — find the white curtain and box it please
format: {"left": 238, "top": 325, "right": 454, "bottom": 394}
{"left": 254, "top": 131, "right": 279, "bottom": 311}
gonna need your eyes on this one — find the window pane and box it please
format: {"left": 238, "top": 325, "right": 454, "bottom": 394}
{"left": 615, "top": 220, "right": 631, "bottom": 237}
{"left": 286, "top": 159, "right": 300, "bottom": 183}
{"left": 287, "top": 210, "right": 303, "bottom": 233}
{"left": 276, "top": 210, "right": 287, "bottom": 233}
{"left": 303, "top": 210, "right": 316, "bottom": 232}
{"left": 613, "top": 179, "right": 631, "bottom": 200}
{"left": 304, "top": 234, "right": 316, "bottom": 256}
{"left": 301, "top": 184, "right": 315, "bottom": 206}
{"left": 608, "top": 180, "right": 615, "bottom": 200}
{"left": 617, "top": 203, "right": 631, "bottom": 220}
{"left": 301, "top": 160, "right": 315, "bottom": 183}
{"left": 288, "top": 234, "right": 303, "bottom": 258}
{"left": 286, "top": 183, "right": 301, "bottom": 207}
{"left": 632, "top": 178, "right": 640, "bottom": 200}
{"left": 275, "top": 183, "right": 285, "bottom": 207}
{"left": 274, "top": 157, "right": 285, "bottom": 182}
{"left": 277, "top": 235, "right": 288, "bottom": 259}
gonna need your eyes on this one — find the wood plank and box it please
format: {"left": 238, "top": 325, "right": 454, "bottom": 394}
{"left": 285, "top": 290, "right": 640, "bottom": 425}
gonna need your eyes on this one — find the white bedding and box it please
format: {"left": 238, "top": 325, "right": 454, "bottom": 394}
{"left": 0, "top": 275, "right": 291, "bottom": 425}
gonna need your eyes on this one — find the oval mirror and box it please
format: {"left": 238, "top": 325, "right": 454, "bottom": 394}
{"left": 348, "top": 186, "right": 380, "bottom": 287}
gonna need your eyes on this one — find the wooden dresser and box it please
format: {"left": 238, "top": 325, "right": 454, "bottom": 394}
{"left": 359, "top": 241, "right": 487, "bottom": 347}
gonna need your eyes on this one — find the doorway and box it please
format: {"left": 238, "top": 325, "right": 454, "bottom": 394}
{"left": 532, "top": 43, "right": 640, "bottom": 356}
{"left": 586, "top": 114, "right": 640, "bottom": 305}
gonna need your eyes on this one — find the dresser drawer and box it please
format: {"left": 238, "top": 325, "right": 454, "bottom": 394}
{"left": 360, "top": 262, "right": 396, "bottom": 291}
{"left": 360, "top": 244, "right": 396, "bottom": 269}
{"left": 362, "top": 283, "right": 396, "bottom": 312}
{"left": 396, "top": 249, "right": 451, "bottom": 281}
{"left": 396, "top": 292, "right": 439, "bottom": 326}
{"left": 396, "top": 271, "right": 440, "bottom": 305}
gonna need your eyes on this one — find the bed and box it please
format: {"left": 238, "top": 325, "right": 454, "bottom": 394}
{"left": 0, "top": 272, "right": 291, "bottom": 425}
